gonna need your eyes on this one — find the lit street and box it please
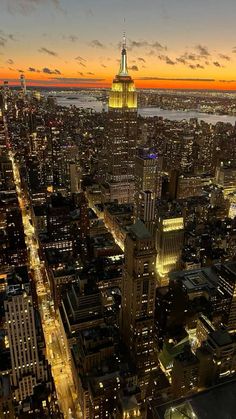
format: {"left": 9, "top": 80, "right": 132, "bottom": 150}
{"left": 7, "top": 124, "right": 82, "bottom": 419}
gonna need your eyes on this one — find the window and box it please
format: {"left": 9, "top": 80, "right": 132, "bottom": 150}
{"left": 143, "top": 278, "right": 149, "bottom": 295}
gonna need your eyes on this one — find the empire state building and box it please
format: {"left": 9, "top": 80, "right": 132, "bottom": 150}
{"left": 102, "top": 35, "right": 138, "bottom": 204}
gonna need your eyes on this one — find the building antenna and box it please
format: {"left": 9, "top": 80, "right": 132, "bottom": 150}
{"left": 123, "top": 18, "right": 126, "bottom": 49}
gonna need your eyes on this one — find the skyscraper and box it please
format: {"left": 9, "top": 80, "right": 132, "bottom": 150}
{"left": 121, "top": 220, "right": 157, "bottom": 397}
{"left": 135, "top": 147, "right": 162, "bottom": 198}
{"left": 20, "top": 74, "right": 26, "bottom": 97}
{"left": 4, "top": 276, "right": 50, "bottom": 404}
{"left": 134, "top": 147, "right": 162, "bottom": 232}
{"left": 156, "top": 212, "right": 184, "bottom": 287}
{"left": 102, "top": 35, "right": 138, "bottom": 204}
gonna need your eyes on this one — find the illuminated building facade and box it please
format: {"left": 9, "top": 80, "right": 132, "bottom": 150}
{"left": 217, "top": 263, "right": 236, "bottom": 332}
{"left": 4, "top": 278, "right": 50, "bottom": 405}
{"left": 121, "top": 220, "right": 157, "bottom": 398}
{"left": 104, "top": 35, "right": 138, "bottom": 204}
{"left": 169, "top": 170, "right": 212, "bottom": 200}
{"left": 135, "top": 190, "right": 155, "bottom": 234}
{"left": 215, "top": 161, "right": 236, "bottom": 197}
{"left": 20, "top": 74, "right": 26, "bottom": 97}
{"left": 156, "top": 215, "right": 184, "bottom": 287}
{"left": 135, "top": 148, "right": 162, "bottom": 198}
{"left": 135, "top": 147, "right": 162, "bottom": 233}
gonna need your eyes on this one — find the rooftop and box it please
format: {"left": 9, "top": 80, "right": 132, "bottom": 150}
{"left": 150, "top": 378, "right": 236, "bottom": 419}
{"left": 129, "top": 219, "right": 152, "bottom": 240}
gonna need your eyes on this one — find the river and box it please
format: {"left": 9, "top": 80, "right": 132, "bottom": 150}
{"left": 51, "top": 93, "right": 236, "bottom": 125}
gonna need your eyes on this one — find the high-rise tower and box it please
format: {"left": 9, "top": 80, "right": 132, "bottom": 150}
{"left": 102, "top": 35, "right": 138, "bottom": 204}
{"left": 4, "top": 277, "right": 49, "bottom": 404}
{"left": 121, "top": 220, "right": 157, "bottom": 397}
{"left": 20, "top": 74, "right": 26, "bottom": 96}
{"left": 134, "top": 147, "right": 162, "bottom": 233}
{"left": 156, "top": 212, "right": 184, "bottom": 287}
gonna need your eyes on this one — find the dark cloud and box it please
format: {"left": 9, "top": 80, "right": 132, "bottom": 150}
{"left": 77, "top": 61, "right": 86, "bottom": 68}
{"left": 39, "top": 47, "right": 58, "bottom": 57}
{"left": 128, "top": 65, "right": 139, "bottom": 71}
{"left": 17, "top": 69, "right": 24, "bottom": 73}
{"left": 129, "top": 40, "right": 148, "bottom": 48}
{"left": 101, "top": 64, "right": 107, "bottom": 68}
{"left": 136, "top": 76, "right": 215, "bottom": 82}
{"left": 129, "top": 40, "right": 166, "bottom": 51}
{"left": 176, "top": 57, "right": 187, "bottom": 65}
{"left": 6, "top": 59, "right": 14, "bottom": 65}
{"left": 189, "top": 63, "right": 205, "bottom": 69}
{"left": 158, "top": 55, "right": 175, "bottom": 65}
{"left": 78, "top": 72, "right": 84, "bottom": 76}
{"left": 28, "top": 67, "right": 40, "bottom": 73}
{"left": 138, "top": 57, "right": 146, "bottom": 63}
{"left": 176, "top": 52, "right": 204, "bottom": 65}
{"left": 87, "top": 72, "right": 95, "bottom": 75}
{"left": 151, "top": 41, "right": 166, "bottom": 51}
{"left": 213, "top": 61, "right": 222, "bottom": 67}
{"left": 195, "top": 44, "right": 210, "bottom": 57}
{"left": 219, "top": 54, "right": 231, "bottom": 61}
{"left": 75, "top": 56, "right": 86, "bottom": 62}
{"left": 186, "top": 53, "right": 198, "bottom": 61}
{"left": 42, "top": 67, "right": 61, "bottom": 75}
{"left": 90, "top": 40, "right": 105, "bottom": 48}
{"left": 75, "top": 56, "right": 87, "bottom": 67}
{"left": 176, "top": 51, "right": 213, "bottom": 67}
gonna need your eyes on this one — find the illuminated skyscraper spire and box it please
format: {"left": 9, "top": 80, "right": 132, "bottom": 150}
{"left": 20, "top": 74, "right": 26, "bottom": 96}
{"left": 119, "top": 32, "right": 128, "bottom": 76}
{"left": 105, "top": 34, "right": 138, "bottom": 203}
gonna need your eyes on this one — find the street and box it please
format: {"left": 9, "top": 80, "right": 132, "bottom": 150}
{"left": 7, "top": 128, "right": 82, "bottom": 419}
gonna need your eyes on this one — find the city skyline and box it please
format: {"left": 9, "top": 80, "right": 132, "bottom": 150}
{"left": 1, "top": 0, "right": 236, "bottom": 90}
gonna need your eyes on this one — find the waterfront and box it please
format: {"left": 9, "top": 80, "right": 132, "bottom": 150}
{"left": 139, "top": 107, "right": 236, "bottom": 125}
{"left": 52, "top": 92, "right": 236, "bottom": 125}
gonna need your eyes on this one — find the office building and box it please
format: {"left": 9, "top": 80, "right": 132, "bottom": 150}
{"left": 102, "top": 35, "right": 138, "bottom": 203}
{"left": 216, "top": 262, "right": 236, "bottom": 332}
{"left": 121, "top": 220, "right": 157, "bottom": 397}
{"left": 135, "top": 147, "right": 162, "bottom": 199}
{"left": 215, "top": 161, "right": 236, "bottom": 196}
{"left": 169, "top": 170, "right": 212, "bottom": 200}
{"left": 135, "top": 147, "right": 162, "bottom": 232}
{"left": 171, "top": 346, "right": 199, "bottom": 398}
{"left": 3, "top": 270, "right": 51, "bottom": 412}
{"left": 156, "top": 212, "right": 184, "bottom": 287}
{"left": 20, "top": 74, "right": 26, "bottom": 97}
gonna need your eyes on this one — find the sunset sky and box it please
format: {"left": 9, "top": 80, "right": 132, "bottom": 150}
{"left": 1, "top": 0, "right": 236, "bottom": 90}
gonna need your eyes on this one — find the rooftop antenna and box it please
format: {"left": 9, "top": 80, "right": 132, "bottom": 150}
{"left": 123, "top": 18, "right": 126, "bottom": 50}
